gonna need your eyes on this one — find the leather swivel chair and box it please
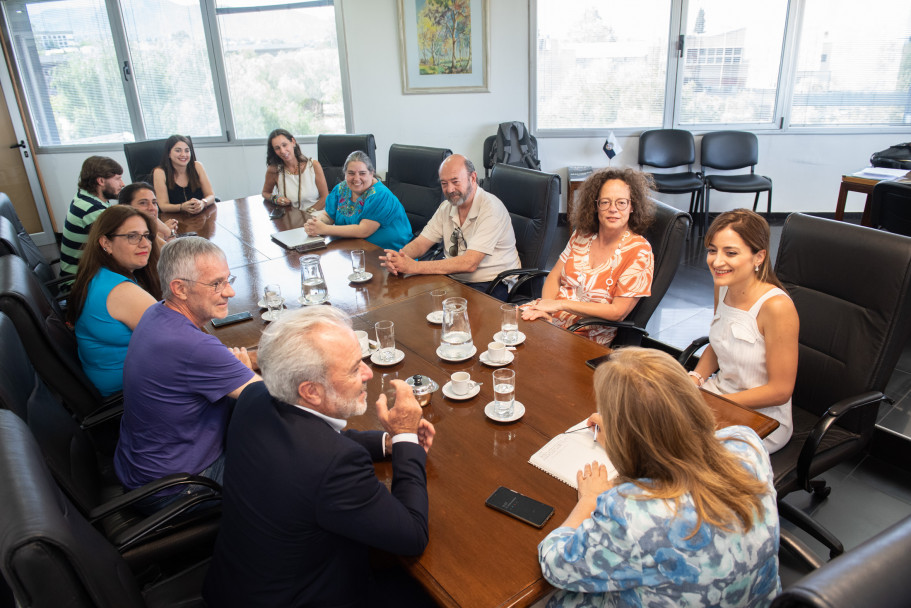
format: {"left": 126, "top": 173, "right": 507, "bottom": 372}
{"left": 568, "top": 200, "right": 691, "bottom": 346}
{"left": 870, "top": 180, "right": 911, "bottom": 236}
{"left": 701, "top": 130, "right": 772, "bottom": 234}
{"left": 0, "top": 312, "right": 221, "bottom": 574}
{"left": 772, "top": 515, "right": 911, "bottom": 608}
{"left": 0, "top": 193, "right": 64, "bottom": 292}
{"left": 0, "top": 409, "right": 211, "bottom": 607}
{"left": 123, "top": 137, "right": 180, "bottom": 183}
{"left": 317, "top": 133, "right": 377, "bottom": 190}
{"left": 386, "top": 144, "right": 451, "bottom": 236}
{"left": 639, "top": 129, "right": 704, "bottom": 222}
{"left": 483, "top": 164, "right": 561, "bottom": 301}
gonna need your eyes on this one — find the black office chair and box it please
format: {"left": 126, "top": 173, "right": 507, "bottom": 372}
{"left": 0, "top": 409, "right": 212, "bottom": 607}
{"left": 567, "top": 200, "right": 691, "bottom": 346}
{"left": 678, "top": 214, "right": 911, "bottom": 564}
{"left": 483, "top": 164, "right": 561, "bottom": 301}
{"left": 386, "top": 144, "right": 451, "bottom": 236}
{"left": 0, "top": 192, "right": 63, "bottom": 292}
{"left": 639, "top": 129, "right": 704, "bottom": 222}
{"left": 870, "top": 180, "right": 911, "bottom": 236}
{"left": 123, "top": 137, "right": 179, "bottom": 183}
{"left": 317, "top": 133, "right": 377, "bottom": 190}
{"left": 772, "top": 515, "right": 911, "bottom": 608}
{"left": 0, "top": 312, "right": 222, "bottom": 574}
{"left": 701, "top": 130, "right": 772, "bottom": 234}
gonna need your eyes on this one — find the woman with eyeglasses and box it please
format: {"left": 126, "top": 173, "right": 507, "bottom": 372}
{"left": 67, "top": 206, "right": 162, "bottom": 396}
{"left": 304, "top": 150, "right": 412, "bottom": 251}
{"left": 521, "top": 168, "right": 655, "bottom": 345}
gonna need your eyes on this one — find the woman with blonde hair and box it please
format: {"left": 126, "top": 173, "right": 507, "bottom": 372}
{"left": 539, "top": 347, "right": 780, "bottom": 607}
{"left": 690, "top": 209, "right": 798, "bottom": 453}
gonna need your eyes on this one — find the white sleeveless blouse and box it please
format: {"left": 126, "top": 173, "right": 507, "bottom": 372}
{"left": 703, "top": 285, "right": 793, "bottom": 453}
{"left": 276, "top": 160, "right": 319, "bottom": 209}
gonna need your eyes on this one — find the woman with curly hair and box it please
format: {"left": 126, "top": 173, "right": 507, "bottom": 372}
{"left": 261, "top": 128, "right": 328, "bottom": 211}
{"left": 521, "top": 167, "right": 656, "bottom": 345}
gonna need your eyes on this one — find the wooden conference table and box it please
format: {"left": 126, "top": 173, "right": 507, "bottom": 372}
{"left": 164, "top": 196, "right": 779, "bottom": 608}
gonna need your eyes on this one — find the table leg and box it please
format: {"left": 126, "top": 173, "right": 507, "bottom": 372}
{"left": 861, "top": 194, "right": 873, "bottom": 227}
{"left": 835, "top": 182, "right": 849, "bottom": 222}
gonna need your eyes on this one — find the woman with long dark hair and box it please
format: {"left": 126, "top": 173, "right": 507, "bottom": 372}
{"left": 153, "top": 135, "right": 216, "bottom": 214}
{"left": 261, "top": 128, "right": 328, "bottom": 210}
{"left": 67, "top": 206, "right": 162, "bottom": 395}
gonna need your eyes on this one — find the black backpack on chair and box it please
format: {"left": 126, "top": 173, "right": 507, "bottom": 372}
{"left": 481, "top": 121, "right": 541, "bottom": 188}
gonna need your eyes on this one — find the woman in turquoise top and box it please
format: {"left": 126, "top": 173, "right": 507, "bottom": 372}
{"left": 66, "top": 206, "right": 162, "bottom": 396}
{"left": 304, "top": 150, "right": 412, "bottom": 251}
{"left": 538, "top": 348, "right": 779, "bottom": 608}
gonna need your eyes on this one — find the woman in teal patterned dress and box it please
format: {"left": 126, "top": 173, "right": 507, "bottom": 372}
{"left": 304, "top": 150, "right": 412, "bottom": 251}
{"left": 538, "top": 348, "right": 780, "bottom": 608}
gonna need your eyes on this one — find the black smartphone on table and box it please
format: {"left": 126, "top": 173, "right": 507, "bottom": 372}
{"left": 585, "top": 354, "right": 611, "bottom": 370}
{"left": 269, "top": 207, "right": 285, "bottom": 219}
{"left": 211, "top": 310, "right": 253, "bottom": 328}
{"left": 485, "top": 486, "right": 555, "bottom": 528}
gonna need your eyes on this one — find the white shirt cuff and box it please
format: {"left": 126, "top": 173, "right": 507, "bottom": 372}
{"left": 392, "top": 433, "right": 419, "bottom": 447}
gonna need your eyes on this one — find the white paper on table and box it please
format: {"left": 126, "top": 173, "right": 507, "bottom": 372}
{"left": 853, "top": 167, "right": 910, "bottom": 179}
{"left": 528, "top": 419, "right": 618, "bottom": 490}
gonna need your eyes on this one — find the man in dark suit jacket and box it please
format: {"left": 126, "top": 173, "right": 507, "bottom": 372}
{"left": 203, "top": 307, "right": 435, "bottom": 608}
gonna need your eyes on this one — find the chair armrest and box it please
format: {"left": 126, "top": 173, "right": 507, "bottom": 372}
{"left": 678, "top": 336, "right": 710, "bottom": 367}
{"left": 417, "top": 243, "right": 443, "bottom": 262}
{"left": 795, "top": 390, "right": 884, "bottom": 492}
{"left": 88, "top": 473, "right": 222, "bottom": 522}
{"left": 486, "top": 268, "right": 549, "bottom": 299}
{"left": 113, "top": 489, "right": 221, "bottom": 551}
{"left": 567, "top": 317, "right": 643, "bottom": 333}
{"left": 80, "top": 393, "right": 124, "bottom": 429}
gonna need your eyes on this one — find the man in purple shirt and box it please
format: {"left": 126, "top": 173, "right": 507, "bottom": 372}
{"left": 114, "top": 237, "right": 260, "bottom": 511}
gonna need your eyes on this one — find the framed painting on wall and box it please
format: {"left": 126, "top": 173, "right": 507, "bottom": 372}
{"left": 396, "top": 0, "right": 489, "bottom": 94}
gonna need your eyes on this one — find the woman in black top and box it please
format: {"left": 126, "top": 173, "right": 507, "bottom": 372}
{"left": 153, "top": 134, "right": 216, "bottom": 214}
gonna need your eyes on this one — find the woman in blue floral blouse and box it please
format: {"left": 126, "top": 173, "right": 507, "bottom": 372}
{"left": 304, "top": 150, "right": 412, "bottom": 251}
{"left": 538, "top": 347, "right": 780, "bottom": 608}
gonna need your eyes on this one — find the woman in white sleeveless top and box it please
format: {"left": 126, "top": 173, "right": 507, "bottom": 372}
{"left": 261, "top": 128, "right": 328, "bottom": 211}
{"left": 689, "top": 209, "right": 799, "bottom": 453}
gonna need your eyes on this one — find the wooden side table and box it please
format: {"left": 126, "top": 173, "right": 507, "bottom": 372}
{"left": 835, "top": 173, "right": 880, "bottom": 227}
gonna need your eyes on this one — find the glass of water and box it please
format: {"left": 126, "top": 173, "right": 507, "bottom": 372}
{"left": 493, "top": 368, "right": 516, "bottom": 419}
{"left": 375, "top": 320, "right": 395, "bottom": 362}
{"left": 500, "top": 303, "right": 519, "bottom": 344}
{"left": 350, "top": 249, "right": 366, "bottom": 279}
{"left": 264, "top": 283, "right": 284, "bottom": 320}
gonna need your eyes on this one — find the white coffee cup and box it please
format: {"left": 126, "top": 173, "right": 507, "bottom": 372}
{"left": 451, "top": 371, "right": 471, "bottom": 395}
{"left": 487, "top": 341, "right": 507, "bottom": 363}
{"left": 354, "top": 330, "right": 370, "bottom": 353}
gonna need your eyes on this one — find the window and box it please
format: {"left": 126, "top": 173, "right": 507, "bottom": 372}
{"left": 789, "top": 0, "right": 911, "bottom": 128}
{"left": 2, "top": 0, "right": 347, "bottom": 148}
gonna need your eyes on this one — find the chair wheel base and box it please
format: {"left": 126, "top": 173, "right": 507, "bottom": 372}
{"left": 810, "top": 480, "right": 831, "bottom": 498}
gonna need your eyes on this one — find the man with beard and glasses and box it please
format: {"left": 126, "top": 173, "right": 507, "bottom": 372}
{"left": 60, "top": 156, "right": 127, "bottom": 275}
{"left": 204, "top": 306, "right": 436, "bottom": 608}
{"left": 380, "top": 153, "right": 520, "bottom": 300}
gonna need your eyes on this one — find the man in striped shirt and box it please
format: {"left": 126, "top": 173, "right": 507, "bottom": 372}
{"left": 59, "top": 156, "right": 125, "bottom": 275}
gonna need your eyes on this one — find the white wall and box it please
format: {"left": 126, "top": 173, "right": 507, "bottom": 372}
{"left": 29, "top": 0, "right": 900, "bottom": 228}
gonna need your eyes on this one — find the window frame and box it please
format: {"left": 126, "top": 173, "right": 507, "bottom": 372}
{"left": 0, "top": 0, "right": 352, "bottom": 153}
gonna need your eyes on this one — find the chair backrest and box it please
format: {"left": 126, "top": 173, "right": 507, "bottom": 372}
{"left": 638, "top": 129, "right": 696, "bottom": 169}
{"left": 624, "top": 200, "right": 692, "bottom": 329}
{"left": 771, "top": 514, "right": 911, "bottom": 608}
{"left": 0, "top": 409, "right": 146, "bottom": 608}
{"left": 774, "top": 214, "right": 911, "bottom": 432}
{"left": 871, "top": 180, "right": 911, "bottom": 236}
{"left": 0, "top": 254, "right": 105, "bottom": 424}
{"left": 701, "top": 130, "right": 759, "bottom": 171}
{"left": 0, "top": 193, "right": 56, "bottom": 286}
{"left": 0, "top": 215, "right": 18, "bottom": 255}
{"left": 386, "top": 144, "right": 452, "bottom": 235}
{"left": 317, "top": 134, "right": 377, "bottom": 190}
{"left": 123, "top": 137, "right": 178, "bottom": 183}
{"left": 486, "top": 164, "right": 560, "bottom": 271}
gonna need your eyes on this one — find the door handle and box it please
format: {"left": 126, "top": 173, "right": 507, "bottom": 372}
{"left": 9, "top": 140, "right": 28, "bottom": 157}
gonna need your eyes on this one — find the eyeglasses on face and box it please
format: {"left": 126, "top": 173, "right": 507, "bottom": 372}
{"left": 597, "top": 198, "right": 631, "bottom": 211}
{"left": 108, "top": 231, "right": 152, "bottom": 245}
{"left": 449, "top": 227, "right": 466, "bottom": 258}
{"left": 180, "top": 274, "right": 237, "bottom": 294}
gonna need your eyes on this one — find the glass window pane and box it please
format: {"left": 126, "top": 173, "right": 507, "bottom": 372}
{"left": 535, "top": 0, "right": 671, "bottom": 131}
{"left": 790, "top": 0, "right": 911, "bottom": 128}
{"left": 215, "top": 1, "right": 345, "bottom": 140}
{"left": 120, "top": 0, "right": 222, "bottom": 139}
{"left": 677, "top": 0, "right": 787, "bottom": 125}
{"left": 5, "top": 0, "right": 132, "bottom": 146}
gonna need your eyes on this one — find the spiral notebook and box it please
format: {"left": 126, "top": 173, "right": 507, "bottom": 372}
{"left": 528, "top": 419, "right": 618, "bottom": 490}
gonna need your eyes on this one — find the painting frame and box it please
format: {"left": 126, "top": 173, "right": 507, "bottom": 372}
{"left": 397, "top": 0, "right": 489, "bottom": 95}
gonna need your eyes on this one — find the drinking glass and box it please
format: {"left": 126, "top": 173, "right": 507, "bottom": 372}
{"left": 350, "top": 249, "right": 366, "bottom": 279}
{"left": 375, "top": 320, "right": 395, "bottom": 362}
{"left": 493, "top": 368, "right": 516, "bottom": 418}
{"left": 500, "top": 303, "right": 519, "bottom": 344}
{"left": 429, "top": 289, "right": 447, "bottom": 321}
{"left": 264, "top": 283, "right": 284, "bottom": 320}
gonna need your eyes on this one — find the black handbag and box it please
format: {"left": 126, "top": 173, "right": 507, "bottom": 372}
{"left": 871, "top": 143, "right": 911, "bottom": 170}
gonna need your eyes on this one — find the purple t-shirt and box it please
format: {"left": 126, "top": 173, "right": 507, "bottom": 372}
{"left": 114, "top": 302, "right": 255, "bottom": 491}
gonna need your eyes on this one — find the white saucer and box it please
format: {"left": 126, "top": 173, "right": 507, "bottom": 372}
{"left": 257, "top": 298, "right": 266, "bottom": 309}
{"left": 479, "top": 350, "right": 514, "bottom": 366}
{"left": 442, "top": 381, "right": 480, "bottom": 400}
{"left": 426, "top": 310, "right": 444, "bottom": 324}
{"left": 361, "top": 340, "right": 378, "bottom": 358}
{"left": 261, "top": 309, "right": 283, "bottom": 321}
{"left": 370, "top": 349, "right": 405, "bottom": 366}
{"left": 494, "top": 330, "right": 526, "bottom": 346}
{"left": 484, "top": 401, "right": 525, "bottom": 422}
{"left": 436, "top": 344, "right": 477, "bottom": 362}
{"left": 348, "top": 272, "right": 373, "bottom": 283}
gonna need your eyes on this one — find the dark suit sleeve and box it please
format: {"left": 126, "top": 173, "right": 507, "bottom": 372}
{"left": 342, "top": 429, "right": 386, "bottom": 461}
{"left": 315, "top": 439, "right": 428, "bottom": 556}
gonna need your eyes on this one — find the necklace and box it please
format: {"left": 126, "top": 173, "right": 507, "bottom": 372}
{"left": 280, "top": 158, "right": 305, "bottom": 208}
{"left": 613, "top": 230, "right": 631, "bottom": 257}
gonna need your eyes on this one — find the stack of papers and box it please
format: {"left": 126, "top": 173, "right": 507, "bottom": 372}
{"left": 853, "top": 167, "right": 911, "bottom": 180}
